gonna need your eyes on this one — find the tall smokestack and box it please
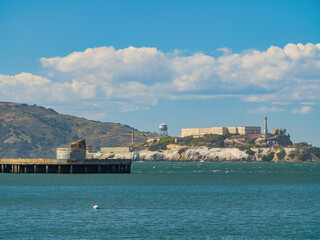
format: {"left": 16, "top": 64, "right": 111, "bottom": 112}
{"left": 132, "top": 129, "right": 134, "bottom": 145}
{"left": 264, "top": 116, "right": 268, "bottom": 135}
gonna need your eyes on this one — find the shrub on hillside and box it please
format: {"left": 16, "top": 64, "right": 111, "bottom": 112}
{"left": 178, "top": 148, "right": 186, "bottom": 155}
{"left": 148, "top": 136, "right": 175, "bottom": 151}
{"left": 239, "top": 144, "right": 256, "bottom": 151}
{"left": 288, "top": 152, "right": 296, "bottom": 159}
{"left": 276, "top": 149, "right": 286, "bottom": 160}
{"left": 262, "top": 152, "right": 274, "bottom": 162}
{"left": 309, "top": 147, "right": 320, "bottom": 158}
{"left": 148, "top": 145, "right": 159, "bottom": 151}
{"left": 179, "top": 134, "right": 227, "bottom": 147}
{"left": 182, "top": 137, "right": 203, "bottom": 146}
{"left": 245, "top": 149, "right": 255, "bottom": 156}
{"left": 299, "top": 151, "right": 312, "bottom": 161}
{"left": 248, "top": 138, "right": 257, "bottom": 144}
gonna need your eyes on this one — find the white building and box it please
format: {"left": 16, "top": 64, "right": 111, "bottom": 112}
{"left": 180, "top": 126, "right": 261, "bottom": 138}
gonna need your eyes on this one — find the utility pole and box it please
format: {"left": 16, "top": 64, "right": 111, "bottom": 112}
{"left": 43, "top": 137, "right": 46, "bottom": 163}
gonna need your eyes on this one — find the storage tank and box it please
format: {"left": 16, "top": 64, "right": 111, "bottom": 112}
{"left": 56, "top": 148, "right": 86, "bottom": 160}
{"left": 56, "top": 148, "right": 73, "bottom": 160}
{"left": 56, "top": 139, "right": 87, "bottom": 160}
{"left": 159, "top": 123, "right": 168, "bottom": 136}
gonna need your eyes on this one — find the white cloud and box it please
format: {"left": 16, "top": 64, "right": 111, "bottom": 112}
{"left": 291, "top": 105, "right": 313, "bottom": 114}
{"left": 217, "top": 47, "right": 232, "bottom": 55}
{"left": 40, "top": 43, "right": 320, "bottom": 102}
{"left": 300, "top": 101, "right": 317, "bottom": 105}
{"left": 0, "top": 72, "right": 151, "bottom": 112}
{"left": 247, "top": 106, "right": 286, "bottom": 114}
{"left": 0, "top": 73, "right": 57, "bottom": 103}
{"left": 41, "top": 46, "right": 171, "bottom": 84}
{"left": 1, "top": 43, "right": 320, "bottom": 116}
{"left": 70, "top": 79, "right": 96, "bottom": 99}
{"left": 272, "top": 101, "right": 293, "bottom": 106}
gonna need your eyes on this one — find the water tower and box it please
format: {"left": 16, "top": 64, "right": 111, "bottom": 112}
{"left": 159, "top": 123, "right": 168, "bottom": 136}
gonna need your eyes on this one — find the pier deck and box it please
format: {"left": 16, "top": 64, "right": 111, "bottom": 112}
{"left": 0, "top": 158, "right": 131, "bottom": 174}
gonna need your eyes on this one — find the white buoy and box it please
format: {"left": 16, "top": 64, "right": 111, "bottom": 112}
{"left": 93, "top": 205, "right": 99, "bottom": 209}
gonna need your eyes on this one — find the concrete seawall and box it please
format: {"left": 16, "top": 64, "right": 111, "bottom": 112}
{"left": 0, "top": 158, "right": 131, "bottom": 174}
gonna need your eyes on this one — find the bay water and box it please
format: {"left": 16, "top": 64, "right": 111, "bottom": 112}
{"left": 0, "top": 162, "right": 319, "bottom": 239}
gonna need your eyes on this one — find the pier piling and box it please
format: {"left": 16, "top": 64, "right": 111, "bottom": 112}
{"left": 0, "top": 159, "right": 132, "bottom": 174}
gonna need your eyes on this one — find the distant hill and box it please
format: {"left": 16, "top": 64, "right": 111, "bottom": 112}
{"left": 0, "top": 102, "right": 159, "bottom": 158}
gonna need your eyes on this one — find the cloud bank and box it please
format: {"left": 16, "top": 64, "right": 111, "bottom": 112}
{"left": 247, "top": 106, "right": 286, "bottom": 114}
{"left": 1, "top": 43, "right": 320, "bottom": 114}
{"left": 291, "top": 105, "right": 314, "bottom": 114}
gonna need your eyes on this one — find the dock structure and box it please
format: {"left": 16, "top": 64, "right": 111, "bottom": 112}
{"left": 0, "top": 158, "right": 131, "bottom": 174}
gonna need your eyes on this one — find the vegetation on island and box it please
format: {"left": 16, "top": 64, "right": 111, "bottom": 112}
{"left": 276, "top": 149, "right": 286, "bottom": 160}
{"left": 143, "top": 134, "right": 320, "bottom": 162}
{"left": 148, "top": 137, "right": 176, "bottom": 151}
{"left": 146, "top": 134, "right": 228, "bottom": 151}
{"left": 180, "top": 134, "right": 227, "bottom": 147}
{"left": 238, "top": 144, "right": 256, "bottom": 151}
{"left": 245, "top": 149, "right": 255, "bottom": 156}
{"left": 262, "top": 152, "right": 275, "bottom": 162}
{"left": 309, "top": 147, "right": 320, "bottom": 158}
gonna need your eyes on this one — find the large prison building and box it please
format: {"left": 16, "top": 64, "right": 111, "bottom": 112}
{"left": 180, "top": 126, "right": 261, "bottom": 138}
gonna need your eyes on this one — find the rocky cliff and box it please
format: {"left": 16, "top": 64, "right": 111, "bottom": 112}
{"left": 88, "top": 146, "right": 320, "bottom": 162}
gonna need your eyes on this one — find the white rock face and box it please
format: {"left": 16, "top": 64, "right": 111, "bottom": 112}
{"left": 87, "top": 146, "right": 300, "bottom": 162}
{"left": 88, "top": 147, "right": 252, "bottom": 161}
{"left": 183, "top": 147, "right": 249, "bottom": 161}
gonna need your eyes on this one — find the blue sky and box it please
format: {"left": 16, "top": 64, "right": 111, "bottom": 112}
{"left": 0, "top": 0, "right": 320, "bottom": 145}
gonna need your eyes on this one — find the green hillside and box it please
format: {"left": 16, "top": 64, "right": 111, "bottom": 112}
{"left": 0, "top": 102, "right": 159, "bottom": 158}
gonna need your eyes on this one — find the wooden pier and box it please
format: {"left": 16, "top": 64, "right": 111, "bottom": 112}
{"left": 0, "top": 158, "right": 131, "bottom": 174}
